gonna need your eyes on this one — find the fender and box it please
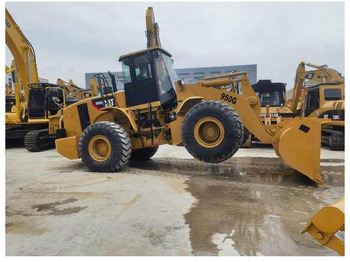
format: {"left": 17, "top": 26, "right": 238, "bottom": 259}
{"left": 175, "top": 96, "right": 203, "bottom": 116}
{"left": 96, "top": 107, "right": 138, "bottom": 132}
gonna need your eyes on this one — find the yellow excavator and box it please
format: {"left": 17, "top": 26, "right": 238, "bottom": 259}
{"left": 57, "top": 78, "right": 98, "bottom": 99}
{"left": 291, "top": 62, "right": 344, "bottom": 150}
{"left": 303, "top": 199, "right": 344, "bottom": 256}
{"left": 5, "top": 63, "right": 16, "bottom": 112}
{"left": 53, "top": 7, "right": 332, "bottom": 186}
{"left": 249, "top": 62, "right": 344, "bottom": 150}
{"left": 5, "top": 8, "right": 80, "bottom": 151}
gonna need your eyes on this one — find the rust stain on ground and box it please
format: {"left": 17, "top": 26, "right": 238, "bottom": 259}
{"left": 6, "top": 221, "right": 47, "bottom": 235}
{"left": 123, "top": 194, "right": 142, "bottom": 208}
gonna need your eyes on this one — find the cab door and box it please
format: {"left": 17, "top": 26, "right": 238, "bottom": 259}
{"left": 46, "top": 88, "right": 64, "bottom": 116}
{"left": 122, "top": 53, "right": 159, "bottom": 107}
{"left": 304, "top": 88, "right": 320, "bottom": 117}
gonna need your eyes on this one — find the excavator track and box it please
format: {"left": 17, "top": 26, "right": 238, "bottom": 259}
{"left": 24, "top": 129, "right": 55, "bottom": 152}
{"left": 321, "top": 129, "right": 344, "bottom": 151}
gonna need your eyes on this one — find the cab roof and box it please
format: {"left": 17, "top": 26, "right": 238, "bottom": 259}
{"left": 118, "top": 47, "right": 172, "bottom": 61}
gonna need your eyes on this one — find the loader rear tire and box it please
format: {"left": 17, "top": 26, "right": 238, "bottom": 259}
{"left": 78, "top": 121, "right": 131, "bottom": 172}
{"left": 130, "top": 147, "right": 159, "bottom": 161}
{"left": 181, "top": 100, "right": 244, "bottom": 163}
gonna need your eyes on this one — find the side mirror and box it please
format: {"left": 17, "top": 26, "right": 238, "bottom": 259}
{"left": 52, "top": 96, "right": 61, "bottom": 103}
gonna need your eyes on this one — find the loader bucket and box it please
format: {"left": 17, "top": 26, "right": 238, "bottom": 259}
{"left": 274, "top": 118, "right": 330, "bottom": 185}
{"left": 302, "top": 199, "right": 344, "bottom": 256}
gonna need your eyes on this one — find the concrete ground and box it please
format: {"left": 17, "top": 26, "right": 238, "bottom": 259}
{"left": 6, "top": 143, "right": 344, "bottom": 256}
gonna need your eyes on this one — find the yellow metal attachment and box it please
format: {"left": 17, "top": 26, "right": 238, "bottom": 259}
{"left": 194, "top": 117, "right": 225, "bottom": 148}
{"left": 88, "top": 135, "right": 112, "bottom": 162}
{"left": 303, "top": 199, "right": 344, "bottom": 256}
{"left": 274, "top": 118, "right": 331, "bottom": 185}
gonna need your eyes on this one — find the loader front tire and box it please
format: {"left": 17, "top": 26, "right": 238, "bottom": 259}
{"left": 130, "top": 147, "right": 159, "bottom": 161}
{"left": 181, "top": 100, "right": 244, "bottom": 163}
{"left": 241, "top": 127, "right": 250, "bottom": 146}
{"left": 78, "top": 121, "right": 131, "bottom": 172}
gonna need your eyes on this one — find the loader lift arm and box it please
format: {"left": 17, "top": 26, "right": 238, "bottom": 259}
{"left": 174, "top": 74, "right": 328, "bottom": 185}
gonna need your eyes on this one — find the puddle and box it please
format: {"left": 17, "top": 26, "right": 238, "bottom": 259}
{"left": 31, "top": 198, "right": 86, "bottom": 216}
{"left": 125, "top": 157, "right": 345, "bottom": 256}
{"left": 211, "top": 232, "right": 240, "bottom": 256}
{"left": 7, "top": 198, "right": 86, "bottom": 217}
{"left": 182, "top": 173, "right": 341, "bottom": 256}
{"left": 32, "top": 198, "right": 78, "bottom": 211}
{"left": 128, "top": 157, "right": 344, "bottom": 187}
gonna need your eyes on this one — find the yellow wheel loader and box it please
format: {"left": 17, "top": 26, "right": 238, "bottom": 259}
{"left": 55, "top": 45, "right": 329, "bottom": 185}
{"left": 303, "top": 199, "right": 344, "bottom": 256}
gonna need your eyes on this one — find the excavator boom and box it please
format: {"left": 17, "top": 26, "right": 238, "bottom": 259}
{"left": 6, "top": 8, "right": 39, "bottom": 104}
{"left": 145, "top": 7, "right": 161, "bottom": 48}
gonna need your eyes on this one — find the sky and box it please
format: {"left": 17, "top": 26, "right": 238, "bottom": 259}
{"left": 5, "top": 1, "right": 344, "bottom": 90}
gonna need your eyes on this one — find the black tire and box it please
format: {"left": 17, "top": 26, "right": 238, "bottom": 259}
{"left": 241, "top": 127, "right": 250, "bottom": 146}
{"left": 130, "top": 147, "right": 159, "bottom": 161}
{"left": 181, "top": 100, "right": 244, "bottom": 163}
{"left": 328, "top": 136, "right": 334, "bottom": 149}
{"left": 24, "top": 129, "right": 50, "bottom": 152}
{"left": 78, "top": 121, "right": 131, "bottom": 172}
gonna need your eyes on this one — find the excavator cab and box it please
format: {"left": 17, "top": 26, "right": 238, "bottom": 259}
{"left": 119, "top": 47, "right": 177, "bottom": 109}
{"left": 303, "top": 83, "right": 344, "bottom": 117}
{"left": 27, "top": 83, "right": 66, "bottom": 118}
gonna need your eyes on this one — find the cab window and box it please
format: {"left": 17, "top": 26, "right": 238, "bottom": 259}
{"left": 121, "top": 59, "right": 132, "bottom": 84}
{"left": 324, "top": 89, "right": 342, "bottom": 101}
{"left": 134, "top": 54, "right": 153, "bottom": 81}
{"left": 305, "top": 89, "right": 319, "bottom": 116}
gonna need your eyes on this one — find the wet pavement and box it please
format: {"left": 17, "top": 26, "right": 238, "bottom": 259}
{"left": 6, "top": 145, "right": 344, "bottom": 256}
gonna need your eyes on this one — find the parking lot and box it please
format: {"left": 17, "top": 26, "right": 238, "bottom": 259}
{"left": 6, "top": 144, "right": 344, "bottom": 256}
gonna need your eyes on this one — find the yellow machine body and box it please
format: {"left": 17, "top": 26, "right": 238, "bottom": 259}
{"left": 54, "top": 6, "right": 333, "bottom": 185}
{"left": 56, "top": 68, "right": 329, "bottom": 185}
{"left": 303, "top": 199, "right": 344, "bottom": 256}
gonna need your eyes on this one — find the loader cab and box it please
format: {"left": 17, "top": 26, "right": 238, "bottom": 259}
{"left": 252, "top": 80, "right": 286, "bottom": 107}
{"left": 119, "top": 47, "right": 177, "bottom": 110}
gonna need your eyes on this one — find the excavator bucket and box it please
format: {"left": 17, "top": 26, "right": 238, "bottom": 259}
{"left": 273, "top": 118, "right": 331, "bottom": 185}
{"left": 302, "top": 199, "right": 344, "bottom": 256}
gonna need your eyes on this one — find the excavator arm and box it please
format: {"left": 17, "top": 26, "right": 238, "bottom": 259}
{"left": 5, "top": 8, "right": 39, "bottom": 104}
{"left": 304, "top": 63, "right": 344, "bottom": 83}
{"left": 290, "top": 62, "right": 306, "bottom": 114}
{"left": 290, "top": 62, "right": 344, "bottom": 114}
{"left": 57, "top": 78, "right": 95, "bottom": 99}
{"left": 145, "top": 7, "right": 161, "bottom": 48}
